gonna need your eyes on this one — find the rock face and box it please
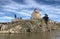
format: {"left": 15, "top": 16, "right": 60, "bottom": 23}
{"left": 31, "top": 8, "right": 41, "bottom": 20}
{"left": 0, "top": 8, "right": 59, "bottom": 33}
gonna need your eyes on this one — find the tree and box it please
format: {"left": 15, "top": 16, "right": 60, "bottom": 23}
{"left": 20, "top": 17, "right": 22, "bottom": 19}
{"left": 43, "top": 14, "right": 49, "bottom": 25}
{"left": 14, "top": 14, "right": 16, "bottom": 19}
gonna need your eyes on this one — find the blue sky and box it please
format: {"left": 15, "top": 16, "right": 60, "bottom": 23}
{"left": 0, "top": 0, "right": 60, "bottom": 22}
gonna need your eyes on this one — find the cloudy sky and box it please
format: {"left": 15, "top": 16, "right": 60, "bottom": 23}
{"left": 0, "top": 0, "right": 60, "bottom": 22}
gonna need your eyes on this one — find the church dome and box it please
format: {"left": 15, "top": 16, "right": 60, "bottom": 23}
{"left": 31, "top": 8, "right": 41, "bottom": 20}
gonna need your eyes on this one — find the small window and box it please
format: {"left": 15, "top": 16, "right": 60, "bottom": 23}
{"left": 40, "top": 25, "right": 42, "bottom": 27}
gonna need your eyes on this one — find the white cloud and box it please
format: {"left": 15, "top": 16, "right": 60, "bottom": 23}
{"left": 17, "top": 11, "right": 31, "bottom": 16}
{"left": 0, "top": 16, "right": 13, "bottom": 19}
{"left": 45, "top": 0, "right": 60, "bottom": 2}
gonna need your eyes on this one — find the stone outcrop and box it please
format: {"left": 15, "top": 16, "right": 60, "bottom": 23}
{"left": 0, "top": 8, "right": 59, "bottom": 33}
